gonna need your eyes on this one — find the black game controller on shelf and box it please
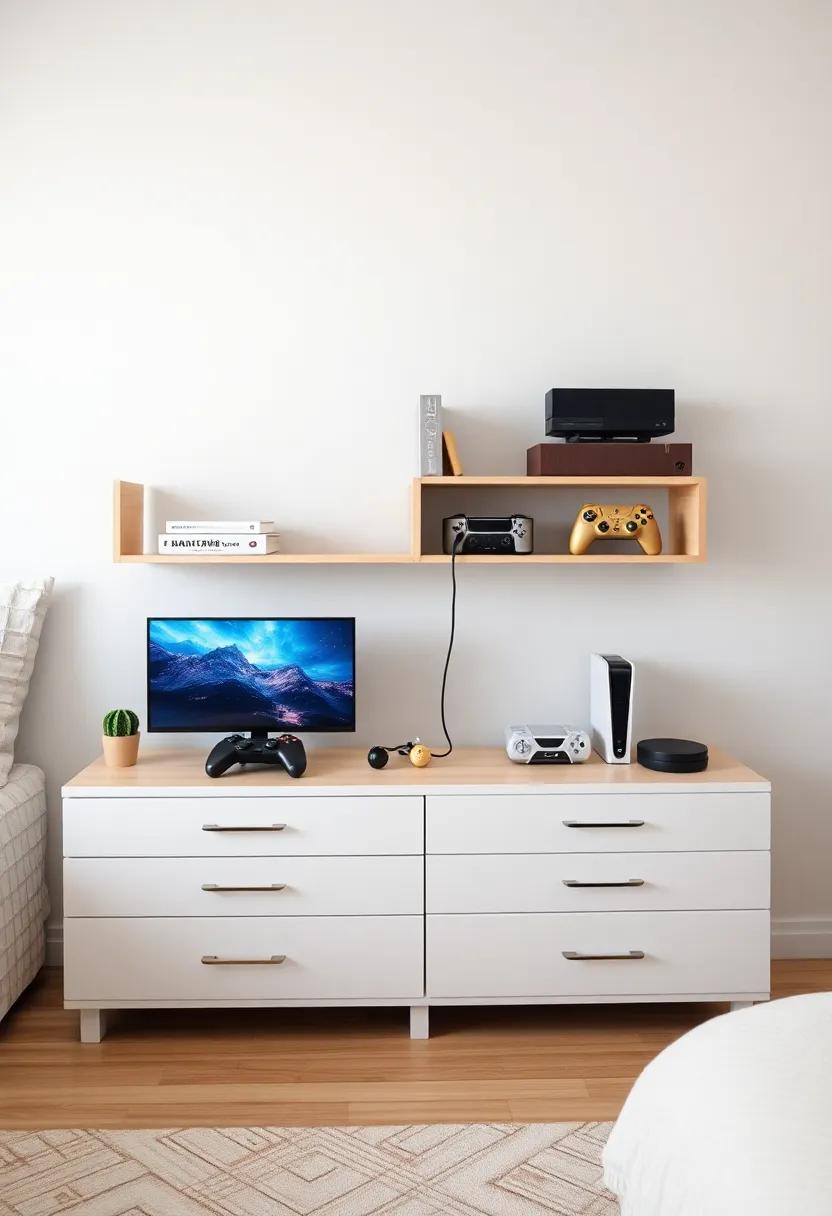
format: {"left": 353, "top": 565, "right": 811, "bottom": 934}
{"left": 205, "top": 733, "right": 307, "bottom": 779}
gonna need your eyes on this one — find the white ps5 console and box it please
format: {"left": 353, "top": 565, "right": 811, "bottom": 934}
{"left": 590, "top": 653, "right": 634, "bottom": 763}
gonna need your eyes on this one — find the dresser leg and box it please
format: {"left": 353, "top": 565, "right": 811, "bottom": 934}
{"left": 410, "top": 1006, "right": 429, "bottom": 1039}
{"left": 79, "top": 1009, "right": 108, "bottom": 1043}
{"left": 730, "top": 1001, "right": 754, "bottom": 1012}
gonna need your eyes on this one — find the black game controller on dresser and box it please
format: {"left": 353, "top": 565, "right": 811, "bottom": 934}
{"left": 205, "top": 733, "right": 308, "bottom": 779}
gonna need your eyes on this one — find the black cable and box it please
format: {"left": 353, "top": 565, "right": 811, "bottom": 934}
{"left": 431, "top": 530, "right": 462, "bottom": 757}
{"left": 377, "top": 533, "right": 461, "bottom": 763}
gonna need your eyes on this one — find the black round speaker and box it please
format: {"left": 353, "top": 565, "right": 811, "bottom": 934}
{"left": 637, "top": 738, "right": 709, "bottom": 773}
{"left": 367, "top": 746, "right": 390, "bottom": 770}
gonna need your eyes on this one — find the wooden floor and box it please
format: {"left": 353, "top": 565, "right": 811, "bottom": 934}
{"left": 1, "top": 962, "right": 829, "bottom": 1128}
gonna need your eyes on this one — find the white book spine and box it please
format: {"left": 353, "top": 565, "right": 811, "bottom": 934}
{"left": 419, "top": 394, "right": 443, "bottom": 475}
{"left": 164, "top": 520, "right": 276, "bottom": 533}
{"left": 158, "top": 534, "right": 281, "bottom": 555}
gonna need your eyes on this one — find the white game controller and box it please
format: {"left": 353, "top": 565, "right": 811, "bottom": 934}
{"left": 505, "top": 724, "right": 591, "bottom": 765}
{"left": 443, "top": 515, "right": 534, "bottom": 555}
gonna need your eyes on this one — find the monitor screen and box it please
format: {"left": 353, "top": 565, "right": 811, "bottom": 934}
{"left": 147, "top": 617, "right": 355, "bottom": 733}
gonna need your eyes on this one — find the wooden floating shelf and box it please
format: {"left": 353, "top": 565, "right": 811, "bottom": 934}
{"left": 115, "top": 475, "right": 707, "bottom": 565}
{"left": 412, "top": 475, "right": 706, "bottom": 564}
{"left": 113, "top": 482, "right": 415, "bottom": 564}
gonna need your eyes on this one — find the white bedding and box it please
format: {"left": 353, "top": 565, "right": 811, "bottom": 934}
{"left": 0, "top": 764, "right": 48, "bottom": 1021}
{"left": 0, "top": 579, "right": 53, "bottom": 786}
{"left": 603, "top": 993, "right": 832, "bottom": 1216}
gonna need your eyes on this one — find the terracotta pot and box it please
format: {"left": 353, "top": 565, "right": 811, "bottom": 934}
{"left": 102, "top": 732, "right": 140, "bottom": 768}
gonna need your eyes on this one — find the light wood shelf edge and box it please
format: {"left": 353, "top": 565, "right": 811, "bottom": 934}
{"left": 416, "top": 475, "right": 705, "bottom": 488}
{"left": 415, "top": 553, "right": 705, "bottom": 564}
{"left": 409, "top": 478, "right": 422, "bottom": 558}
{"left": 113, "top": 480, "right": 144, "bottom": 561}
{"left": 119, "top": 553, "right": 418, "bottom": 565}
{"left": 118, "top": 552, "right": 702, "bottom": 565}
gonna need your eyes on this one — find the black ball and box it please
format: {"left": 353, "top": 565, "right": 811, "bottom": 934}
{"left": 367, "top": 746, "right": 389, "bottom": 770}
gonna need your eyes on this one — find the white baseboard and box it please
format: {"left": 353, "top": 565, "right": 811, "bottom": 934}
{"left": 45, "top": 922, "right": 63, "bottom": 967}
{"left": 771, "top": 918, "right": 832, "bottom": 959}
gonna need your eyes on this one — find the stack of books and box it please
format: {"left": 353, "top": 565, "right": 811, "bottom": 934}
{"left": 158, "top": 520, "right": 280, "bottom": 556}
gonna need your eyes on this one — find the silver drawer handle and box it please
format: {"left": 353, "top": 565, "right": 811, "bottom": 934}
{"left": 202, "top": 883, "right": 287, "bottom": 892}
{"left": 563, "top": 879, "right": 645, "bottom": 888}
{"left": 201, "top": 954, "right": 286, "bottom": 965}
{"left": 202, "top": 823, "right": 286, "bottom": 832}
{"left": 563, "top": 819, "right": 645, "bottom": 828}
{"left": 563, "top": 950, "right": 645, "bottom": 961}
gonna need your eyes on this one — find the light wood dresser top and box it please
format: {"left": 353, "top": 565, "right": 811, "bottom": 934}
{"left": 64, "top": 746, "right": 769, "bottom": 797}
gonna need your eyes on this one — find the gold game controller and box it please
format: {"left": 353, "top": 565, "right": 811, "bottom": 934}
{"left": 569, "top": 503, "right": 662, "bottom": 555}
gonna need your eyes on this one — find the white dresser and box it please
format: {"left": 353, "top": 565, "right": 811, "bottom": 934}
{"left": 62, "top": 747, "right": 771, "bottom": 1041}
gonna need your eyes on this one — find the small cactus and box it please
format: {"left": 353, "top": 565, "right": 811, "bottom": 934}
{"left": 103, "top": 709, "right": 139, "bottom": 737}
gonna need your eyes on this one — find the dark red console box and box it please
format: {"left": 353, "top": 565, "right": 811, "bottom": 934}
{"left": 527, "top": 442, "right": 693, "bottom": 477}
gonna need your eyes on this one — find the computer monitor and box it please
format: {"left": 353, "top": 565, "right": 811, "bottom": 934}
{"left": 147, "top": 617, "right": 355, "bottom": 733}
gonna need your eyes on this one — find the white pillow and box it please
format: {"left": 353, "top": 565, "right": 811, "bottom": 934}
{"left": 0, "top": 578, "right": 53, "bottom": 786}
{"left": 603, "top": 993, "right": 832, "bottom": 1216}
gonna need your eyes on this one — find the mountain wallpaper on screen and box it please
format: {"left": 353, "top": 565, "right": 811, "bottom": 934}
{"left": 148, "top": 618, "right": 354, "bottom": 731}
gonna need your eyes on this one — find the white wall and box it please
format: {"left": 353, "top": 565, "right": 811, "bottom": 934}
{"left": 2, "top": 0, "right": 831, "bottom": 956}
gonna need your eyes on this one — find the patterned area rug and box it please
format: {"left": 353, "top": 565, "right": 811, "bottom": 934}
{"left": 0, "top": 1123, "right": 617, "bottom": 1214}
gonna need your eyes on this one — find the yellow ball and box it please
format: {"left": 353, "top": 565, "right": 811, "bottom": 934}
{"left": 409, "top": 744, "right": 432, "bottom": 768}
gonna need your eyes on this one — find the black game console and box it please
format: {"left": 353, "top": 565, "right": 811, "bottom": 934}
{"left": 205, "top": 733, "right": 307, "bottom": 778}
{"left": 545, "top": 388, "right": 675, "bottom": 442}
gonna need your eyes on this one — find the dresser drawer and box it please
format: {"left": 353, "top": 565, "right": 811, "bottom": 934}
{"left": 65, "top": 856, "right": 423, "bottom": 917}
{"left": 64, "top": 916, "right": 424, "bottom": 1001}
{"left": 426, "top": 793, "right": 770, "bottom": 854}
{"left": 427, "top": 852, "right": 770, "bottom": 914}
{"left": 427, "top": 911, "right": 769, "bottom": 998}
{"left": 63, "top": 796, "right": 423, "bottom": 857}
